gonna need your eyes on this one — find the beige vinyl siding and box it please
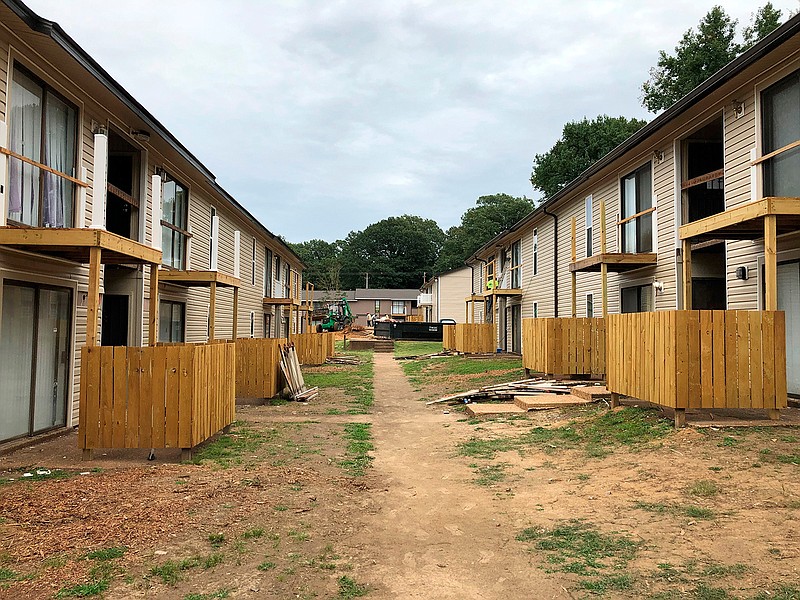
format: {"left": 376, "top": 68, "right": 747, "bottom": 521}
{"left": 437, "top": 267, "right": 471, "bottom": 322}
{"left": 0, "top": 37, "right": 8, "bottom": 120}
{"left": 520, "top": 217, "right": 556, "bottom": 318}
{"left": 653, "top": 144, "right": 678, "bottom": 310}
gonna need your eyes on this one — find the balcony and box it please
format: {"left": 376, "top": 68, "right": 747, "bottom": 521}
{"left": 417, "top": 293, "right": 433, "bottom": 305}
{"left": 569, "top": 252, "right": 658, "bottom": 273}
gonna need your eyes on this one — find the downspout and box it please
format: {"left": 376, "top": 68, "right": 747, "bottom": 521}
{"left": 543, "top": 206, "right": 559, "bottom": 318}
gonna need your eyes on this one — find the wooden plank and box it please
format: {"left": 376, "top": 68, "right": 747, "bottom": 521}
{"left": 764, "top": 215, "right": 778, "bottom": 311}
{"left": 687, "top": 311, "right": 701, "bottom": 409}
{"left": 151, "top": 345, "right": 167, "bottom": 448}
{"left": 700, "top": 311, "right": 713, "bottom": 408}
{"left": 178, "top": 344, "right": 194, "bottom": 449}
{"left": 100, "top": 346, "right": 114, "bottom": 448}
{"left": 666, "top": 311, "right": 677, "bottom": 408}
{"left": 774, "top": 311, "right": 788, "bottom": 408}
{"left": 712, "top": 311, "right": 726, "bottom": 409}
{"left": 737, "top": 311, "right": 750, "bottom": 409}
{"left": 751, "top": 138, "right": 800, "bottom": 165}
{"left": 0, "top": 145, "right": 89, "bottom": 186}
{"left": 679, "top": 198, "right": 770, "bottom": 240}
{"left": 82, "top": 347, "right": 101, "bottom": 449}
{"left": 78, "top": 349, "right": 89, "bottom": 450}
{"left": 209, "top": 281, "right": 217, "bottom": 340}
{"left": 725, "top": 311, "right": 739, "bottom": 409}
{"left": 749, "top": 311, "right": 764, "bottom": 409}
{"left": 110, "top": 346, "right": 128, "bottom": 448}
{"left": 680, "top": 168, "right": 725, "bottom": 190}
{"left": 165, "top": 346, "right": 180, "bottom": 447}
{"left": 86, "top": 247, "right": 102, "bottom": 346}
{"left": 762, "top": 312, "right": 776, "bottom": 409}
{"left": 125, "top": 347, "right": 141, "bottom": 448}
{"left": 617, "top": 205, "right": 656, "bottom": 226}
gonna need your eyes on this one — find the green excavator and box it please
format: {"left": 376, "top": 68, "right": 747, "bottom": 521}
{"left": 313, "top": 297, "right": 354, "bottom": 332}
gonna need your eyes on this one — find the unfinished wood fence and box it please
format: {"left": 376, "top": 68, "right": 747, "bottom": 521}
{"left": 79, "top": 343, "right": 236, "bottom": 451}
{"left": 606, "top": 310, "right": 787, "bottom": 412}
{"left": 453, "top": 323, "right": 494, "bottom": 354}
{"left": 292, "top": 332, "right": 335, "bottom": 365}
{"left": 522, "top": 317, "right": 606, "bottom": 375}
{"left": 405, "top": 314, "right": 424, "bottom": 322}
{"left": 442, "top": 324, "right": 456, "bottom": 350}
{"left": 235, "top": 337, "right": 286, "bottom": 399}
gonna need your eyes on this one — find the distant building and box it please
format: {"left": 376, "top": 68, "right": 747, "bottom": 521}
{"left": 305, "top": 288, "right": 420, "bottom": 326}
{"left": 418, "top": 266, "right": 472, "bottom": 322}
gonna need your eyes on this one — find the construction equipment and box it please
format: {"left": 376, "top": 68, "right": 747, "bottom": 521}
{"left": 314, "top": 297, "right": 354, "bottom": 332}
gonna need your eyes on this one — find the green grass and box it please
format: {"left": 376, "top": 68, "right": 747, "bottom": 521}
{"left": 751, "top": 586, "right": 800, "bottom": 599}
{"left": 458, "top": 407, "right": 671, "bottom": 459}
{"left": 340, "top": 423, "right": 374, "bottom": 476}
{"left": 394, "top": 340, "right": 443, "bottom": 357}
{"left": 633, "top": 501, "right": 716, "bottom": 520}
{"left": 85, "top": 547, "right": 126, "bottom": 562}
{"left": 242, "top": 528, "right": 264, "bottom": 539}
{"left": 207, "top": 533, "right": 225, "bottom": 549}
{"left": 304, "top": 350, "right": 374, "bottom": 414}
{"left": 401, "top": 354, "right": 524, "bottom": 389}
{"left": 0, "top": 568, "right": 16, "bottom": 582}
{"left": 516, "top": 520, "right": 638, "bottom": 582}
{"left": 687, "top": 480, "right": 720, "bottom": 498}
{"left": 257, "top": 560, "right": 276, "bottom": 571}
{"left": 183, "top": 590, "right": 230, "bottom": 600}
{"left": 472, "top": 463, "right": 508, "bottom": 486}
{"left": 191, "top": 422, "right": 270, "bottom": 467}
{"left": 338, "top": 575, "right": 369, "bottom": 598}
{"left": 150, "top": 557, "right": 204, "bottom": 585}
{"left": 55, "top": 580, "right": 110, "bottom": 598}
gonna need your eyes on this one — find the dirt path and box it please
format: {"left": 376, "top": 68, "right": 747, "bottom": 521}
{"left": 349, "top": 353, "right": 568, "bottom": 599}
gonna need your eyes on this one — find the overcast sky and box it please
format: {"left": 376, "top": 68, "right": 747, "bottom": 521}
{"left": 25, "top": 1, "right": 800, "bottom": 243}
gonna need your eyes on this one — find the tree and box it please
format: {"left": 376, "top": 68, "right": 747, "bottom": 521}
{"left": 530, "top": 116, "right": 647, "bottom": 199}
{"left": 434, "top": 194, "right": 534, "bottom": 273}
{"left": 743, "top": 3, "right": 783, "bottom": 50}
{"left": 287, "top": 239, "right": 342, "bottom": 291}
{"left": 641, "top": 5, "right": 783, "bottom": 112}
{"left": 338, "top": 215, "right": 445, "bottom": 289}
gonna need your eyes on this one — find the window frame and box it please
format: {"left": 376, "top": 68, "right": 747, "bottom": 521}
{"left": 619, "top": 163, "right": 654, "bottom": 254}
{"left": 761, "top": 69, "right": 800, "bottom": 198}
{"left": 7, "top": 63, "right": 79, "bottom": 229}
{"left": 510, "top": 240, "right": 522, "bottom": 288}
{"left": 532, "top": 301, "right": 538, "bottom": 319}
{"left": 585, "top": 195, "right": 593, "bottom": 258}
{"left": 209, "top": 207, "right": 216, "bottom": 267}
{"left": 160, "top": 172, "right": 190, "bottom": 270}
{"left": 586, "top": 293, "right": 594, "bottom": 318}
{"left": 391, "top": 300, "right": 405, "bottom": 315}
{"left": 158, "top": 299, "right": 185, "bottom": 343}
{"left": 620, "top": 283, "right": 654, "bottom": 314}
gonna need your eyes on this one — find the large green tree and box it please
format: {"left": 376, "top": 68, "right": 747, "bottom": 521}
{"left": 641, "top": 4, "right": 783, "bottom": 112}
{"left": 435, "top": 193, "right": 534, "bottom": 273}
{"left": 288, "top": 239, "right": 342, "bottom": 291}
{"left": 338, "top": 215, "right": 445, "bottom": 289}
{"left": 530, "top": 116, "right": 647, "bottom": 199}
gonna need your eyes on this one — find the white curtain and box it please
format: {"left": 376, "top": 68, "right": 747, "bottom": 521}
{"left": 0, "top": 285, "right": 35, "bottom": 442}
{"left": 43, "top": 93, "right": 75, "bottom": 228}
{"left": 8, "top": 70, "right": 42, "bottom": 225}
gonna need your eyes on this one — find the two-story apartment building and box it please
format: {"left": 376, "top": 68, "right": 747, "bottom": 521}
{"left": 469, "top": 13, "right": 800, "bottom": 398}
{"left": 0, "top": 0, "right": 303, "bottom": 445}
{"left": 418, "top": 266, "right": 472, "bottom": 323}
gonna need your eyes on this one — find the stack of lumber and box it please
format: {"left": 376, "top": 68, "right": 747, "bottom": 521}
{"left": 326, "top": 355, "right": 361, "bottom": 365}
{"left": 394, "top": 351, "right": 454, "bottom": 361}
{"left": 426, "top": 378, "right": 600, "bottom": 405}
{"left": 280, "top": 344, "right": 319, "bottom": 401}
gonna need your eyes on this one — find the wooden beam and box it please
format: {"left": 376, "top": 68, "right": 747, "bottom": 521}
{"left": 751, "top": 138, "right": 800, "bottom": 166}
{"left": 617, "top": 205, "right": 656, "bottom": 227}
{"left": 209, "top": 281, "right": 217, "bottom": 340}
{"left": 600, "top": 201, "right": 608, "bottom": 318}
{"left": 682, "top": 239, "right": 692, "bottom": 310}
{"left": 86, "top": 247, "right": 101, "bottom": 347}
{"left": 232, "top": 287, "right": 239, "bottom": 340}
{"left": 158, "top": 269, "right": 240, "bottom": 288}
{"left": 0, "top": 146, "right": 88, "bottom": 187}
{"left": 569, "top": 252, "right": 658, "bottom": 273}
{"left": 571, "top": 217, "right": 577, "bottom": 318}
{"left": 678, "top": 198, "right": 774, "bottom": 240}
{"left": 765, "top": 214, "right": 778, "bottom": 311}
{"left": 148, "top": 264, "right": 159, "bottom": 346}
{"left": 680, "top": 168, "right": 725, "bottom": 190}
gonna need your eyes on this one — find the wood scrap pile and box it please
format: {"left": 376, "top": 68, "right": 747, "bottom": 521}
{"left": 426, "top": 377, "right": 585, "bottom": 405}
{"left": 326, "top": 355, "right": 361, "bottom": 365}
{"left": 394, "top": 351, "right": 455, "bottom": 361}
{"left": 280, "top": 344, "right": 319, "bottom": 401}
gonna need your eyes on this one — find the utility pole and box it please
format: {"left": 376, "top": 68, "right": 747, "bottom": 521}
{"left": 365, "top": 272, "right": 369, "bottom": 289}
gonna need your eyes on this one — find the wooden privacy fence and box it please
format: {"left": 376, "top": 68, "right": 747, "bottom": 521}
{"left": 522, "top": 317, "right": 606, "bottom": 375}
{"left": 236, "top": 337, "right": 286, "bottom": 399}
{"left": 405, "top": 314, "right": 424, "bottom": 322}
{"left": 292, "top": 332, "right": 335, "bottom": 365}
{"left": 607, "top": 310, "right": 787, "bottom": 412}
{"left": 79, "top": 342, "right": 236, "bottom": 451}
{"left": 442, "top": 324, "right": 456, "bottom": 350}
{"left": 454, "top": 323, "right": 494, "bottom": 354}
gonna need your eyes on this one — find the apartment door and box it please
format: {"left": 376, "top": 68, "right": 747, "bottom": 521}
{"left": 510, "top": 305, "right": 522, "bottom": 353}
{"left": 101, "top": 295, "right": 129, "bottom": 346}
{"left": 0, "top": 281, "right": 71, "bottom": 442}
{"left": 778, "top": 261, "right": 800, "bottom": 396}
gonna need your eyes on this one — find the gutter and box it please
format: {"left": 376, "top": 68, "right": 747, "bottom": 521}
{"left": 542, "top": 206, "right": 558, "bottom": 318}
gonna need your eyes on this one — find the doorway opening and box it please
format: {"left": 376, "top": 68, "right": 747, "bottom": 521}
{"left": 106, "top": 129, "right": 141, "bottom": 240}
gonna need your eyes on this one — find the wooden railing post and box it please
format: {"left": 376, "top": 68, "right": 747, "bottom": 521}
{"left": 600, "top": 201, "right": 608, "bottom": 317}
{"left": 149, "top": 263, "right": 160, "bottom": 346}
{"left": 681, "top": 240, "right": 692, "bottom": 310}
{"left": 571, "top": 217, "right": 577, "bottom": 318}
{"left": 765, "top": 215, "right": 778, "bottom": 311}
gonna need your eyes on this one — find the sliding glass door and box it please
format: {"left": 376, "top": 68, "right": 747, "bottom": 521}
{"left": 0, "top": 282, "right": 71, "bottom": 442}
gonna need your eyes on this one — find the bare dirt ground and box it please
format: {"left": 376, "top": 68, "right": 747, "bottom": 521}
{"left": 1, "top": 350, "right": 799, "bottom": 599}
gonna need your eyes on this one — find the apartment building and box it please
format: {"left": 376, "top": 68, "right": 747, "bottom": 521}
{"left": 470, "top": 13, "right": 800, "bottom": 397}
{"left": 0, "top": 0, "right": 303, "bottom": 445}
{"left": 418, "top": 266, "right": 471, "bottom": 323}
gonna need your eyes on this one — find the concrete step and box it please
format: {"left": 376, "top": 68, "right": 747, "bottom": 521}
{"left": 570, "top": 385, "right": 611, "bottom": 402}
{"left": 465, "top": 403, "right": 526, "bottom": 417}
{"left": 513, "top": 393, "right": 593, "bottom": 411}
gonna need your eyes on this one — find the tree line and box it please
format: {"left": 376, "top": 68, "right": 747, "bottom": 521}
{"left": 290, "top": 4, "right": 784, "bottom": 291}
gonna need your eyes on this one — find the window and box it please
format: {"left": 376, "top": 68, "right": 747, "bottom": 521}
{"left": 374, "top": 300, "right": 380, "bottom": 315}
{"left": 264, "top": 247, "right": 273, "bottom": 297}
{"left": 263, "top": 313, "right": 272, "bottom": 338}
{"left": 620, "top": 163, "right": 653, "bottom": 253}
{"left": 392, "top": 301, "right": 405, "bottom": 315}
{"left": 511, "top": 240, "right": 522, "bottom": 288}
{"left": 284, "top": 264, "right": 291, "bottom": 298}
{"left": 621, "top": 284, "right": 653, "bottom": 313}
{"left": 158, "top": 300, "right": 185, "bottom": 342}
{"left": 8, "top": 66, "right": 77, "bottom": 228}
{"left": 532, "top": 301, "right": 539, "bottom": 318}
{"left": 585, "top": 195, "right": 593, "bottom": 257}
{"left": 209, "top": 207, "right": 216, "bottom": 266}
{"left": 161, "top": 174, "right": 189, "bottom": 269}
{"left": 251, "top": 238, "right": 257, "bottom": 286}
{"left": 532, "top": 229, "right": 538, "bottom": 276}
{"left": 250, "top": 311, "right": 255, "bottom": 338}
{"left": 762, "top": 70, "right": 800, "bottom": 197}
{"left": 586, "top": 293, "right": 594, "bottom": 318}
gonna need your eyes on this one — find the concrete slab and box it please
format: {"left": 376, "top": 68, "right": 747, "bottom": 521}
{"left": 465, "top": 403, "right": 526, "bottom": 417}
{"left": 513, "top": 394, "right": 592, "bottom": 411}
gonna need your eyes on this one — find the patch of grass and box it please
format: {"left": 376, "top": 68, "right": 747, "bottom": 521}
{"left": 0, "top": 568, "right": 16, "bottom": 582}
{"left": 207, "top": 533, "right": 225, "bottom": 549}
{"left": 579, "top": 573, "right": 634, "bottom": 593}
{"left": 472, "top": 463, "right": 508, "bottom": 486}
{"left": 692, "top": 583, "right": 734, "bottom": 599}
{"left": 720, "top": 436, "right": 740, "bottom": 447}
{"left": 687, "top": 480, "right": 720, "bottom": 498}
{"left": 55, "top": 580, "right": 110, "bottom": 598}
{"left": 149, "top": 557, "right": 201, "bottom": 586}
{"left": 751, "top": 585, "right": 800, "bottom": 600}
{"left": 86, "top": 547, "right": 126, "bottom": 561}
{"left": 274, "top": 505, "right": 288, "bottom": 512}
{"left": 576, "top": 473, "right": 590, "bottom": 481}
{"left": 338, "top": 575, "right": 369, "bottom": 598}
{"left": 458, "top": 407, "right": 671, "bottom": 459}
{"left": 305, "top": 351, "right": 374, "bottom": 413}
{"left": 289, "top": 530, "right": 310, "bottom": 542}
{"left": 257, "top": 560, "right": 276, "bottom": 571}
{"left": 340, "top": 423, "right": 374, "bottom": 476}
{"left": 775, "top": 453, "right": 800, "bottom": 465}
{"left": 0, "top": 467, "right": 76, "bottom": 486}
{"left": 700, "top": 563, "right": 748, "bottom": 577}
{"left": 183, "top": 590, "right": 230, "bottom": 600}
{"left": 242, "top": 528, "right": 264, "bottom": 539}
{"left": 516, "top": 520, "right": 638, "bottom": 579}
{"left": 191, "top": 423, "right": 269, "bottom": 467}
{"left": 401, "top": 354, "right": 524, "bottom": 392}
{"left": 633, "top": 501, "right": 716, "bottom": 520}
{"left": 394, "top": 340, "right": 442, "bottom": 357}
{"left": 202, "top": 553, "right": 224, "bottom": 569}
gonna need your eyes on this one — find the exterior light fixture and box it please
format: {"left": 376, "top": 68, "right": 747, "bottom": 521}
{"left": 130, "top": 129, "right": 151, "bottom": 142}
{"left": 735, "top": 266, "right": 748, "bottom": 280}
